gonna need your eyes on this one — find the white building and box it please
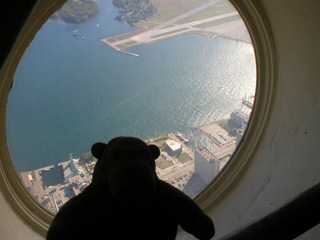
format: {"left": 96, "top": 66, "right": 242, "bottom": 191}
{"left": 165, "top": 139, "right": 182, "bottom": 154}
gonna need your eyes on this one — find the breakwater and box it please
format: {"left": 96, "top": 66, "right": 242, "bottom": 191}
{"left": 101, "top": 39, "right": 139, "bottom": 57}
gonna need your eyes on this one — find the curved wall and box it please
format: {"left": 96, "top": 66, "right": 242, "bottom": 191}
{"left": 197, "top": 0, "right": 320, "bottom": 239}
{"left": 1, "top": 0, "right": 319, "bottom": 239}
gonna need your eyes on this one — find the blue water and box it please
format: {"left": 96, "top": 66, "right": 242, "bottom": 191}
{"left": 6, "top": 0, "right": 256, "bottom": 172}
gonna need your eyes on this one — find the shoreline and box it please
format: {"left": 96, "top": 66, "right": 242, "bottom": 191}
{"left": 101, "top": 12, "right": 251, "bottom": 54}
{"left": 101, "top": 39, "right": 139, "bottom": 57}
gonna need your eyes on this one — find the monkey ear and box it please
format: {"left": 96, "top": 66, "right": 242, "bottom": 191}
{"left": 149, "top": 144, "right": 160, "bottom": 159}
{"left": 91, "top": 142, "right": 107, "bottom": 159}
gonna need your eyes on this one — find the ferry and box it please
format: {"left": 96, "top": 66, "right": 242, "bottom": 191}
{"left": 176, "top": 132, "right": 189, "bottom": 143}
{"left": 242, "top": 98, "right": 253, "bottom": 109}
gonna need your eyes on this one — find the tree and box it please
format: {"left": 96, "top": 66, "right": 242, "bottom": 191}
{"left": 52, "top": 0, "right": 100, "bottom": 24}
{"left": 113, "top": 0, "right": 157, "bottom": 25}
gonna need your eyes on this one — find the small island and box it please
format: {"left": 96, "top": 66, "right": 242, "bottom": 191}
{"left": 51, "top": 0, "right": 100, "bottom": 24}
{"left": 113, "top": 0, "right": 157, "bottom": 25}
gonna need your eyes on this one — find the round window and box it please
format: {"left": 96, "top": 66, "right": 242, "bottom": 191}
{"left": 6, "top": 0, "right": 256, "bottom": 215}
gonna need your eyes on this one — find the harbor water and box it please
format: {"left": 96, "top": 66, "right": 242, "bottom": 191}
{"left": 6, "top": 0, "right": 256, "bottom": 172}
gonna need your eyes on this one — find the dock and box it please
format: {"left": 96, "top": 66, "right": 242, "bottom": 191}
{"left": 242, "top": 98, "right": 253, "bottom": 109}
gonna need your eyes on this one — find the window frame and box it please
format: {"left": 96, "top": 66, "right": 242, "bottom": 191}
{"left": 0, "top": 0, "right": 275, "bottom": 236}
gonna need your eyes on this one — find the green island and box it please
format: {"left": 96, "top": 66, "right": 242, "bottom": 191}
{"left": 113, "top": 0, "right": 157, "bottom": 25}
{"left": 51, "top": 0, "right": 100, "bottom": 24}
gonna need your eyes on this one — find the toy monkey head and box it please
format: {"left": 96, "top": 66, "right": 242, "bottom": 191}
{"left": 91, "top": 137, "right": 160, "bottom": 207}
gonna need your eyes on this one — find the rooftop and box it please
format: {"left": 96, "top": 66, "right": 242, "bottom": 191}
{"left": 196, "top": 147, "right": 216, "bottom": 162}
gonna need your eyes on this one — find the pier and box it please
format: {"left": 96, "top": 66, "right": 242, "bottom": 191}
{"left": 101, "top": 39, "right": 139, "bottom": 57}
{"left": 242, "top": 98, "right": 253, "bottom": 109}
{"left": 120, "top": 50, "right": 139, "bottom": 57}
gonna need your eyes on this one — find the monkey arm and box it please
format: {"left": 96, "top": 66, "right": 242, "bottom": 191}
{"left": 157, "top": 180, "right": 215, "bottom": 240}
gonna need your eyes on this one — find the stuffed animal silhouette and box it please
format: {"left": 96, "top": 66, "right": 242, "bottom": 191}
{"left": 47, "top": 136, "right": 215, "bottom": 240}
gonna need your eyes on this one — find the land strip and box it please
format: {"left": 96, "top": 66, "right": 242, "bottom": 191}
{"left": 102, "top": 11, "right": 250, "bottom": 54}
{"left": 102, "top": 0, "right": 252, "bottom": 54}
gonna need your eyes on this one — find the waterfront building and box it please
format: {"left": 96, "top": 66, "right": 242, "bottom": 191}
{"left": 165, "top": 139, "right": 182, "bottom": 155}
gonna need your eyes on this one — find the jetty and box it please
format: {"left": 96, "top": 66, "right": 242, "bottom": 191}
{"left": 242, "top": 98, "right": 253, "bottom": 109}
{"left": 101, "top": 39, "right": 139, "bottom": 57}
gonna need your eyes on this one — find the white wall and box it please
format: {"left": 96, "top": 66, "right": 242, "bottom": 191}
{"left": 206, "top": 0, "right": 320, "bottom": 238}
{"left": 1, "top": 0, "right": 319, "bottom": 239}
{"left": 178, "top": 0, "right": 320, "bottom": 239}
{"left": 0, "top": 189, "right": 43, "bottom": 239}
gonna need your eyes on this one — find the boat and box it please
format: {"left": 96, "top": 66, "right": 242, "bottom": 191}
{"left": 242, "top": 98, "right": 253, "bottom": 109}
{"left": 176, "top": 132, "right": 189, "bottom": 143}
{"left": 73, "top": 29, "right": 79, "bottom": 36}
